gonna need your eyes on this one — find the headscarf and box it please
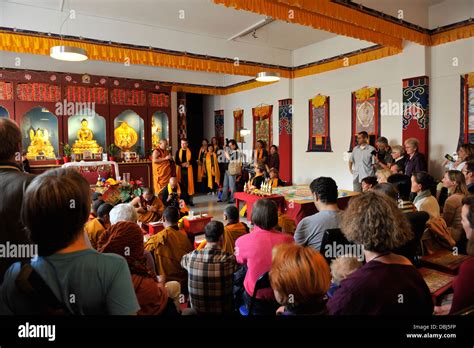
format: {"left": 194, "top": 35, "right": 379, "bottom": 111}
{"left": 97, "top": 221, "right": 157, "bottom": 280}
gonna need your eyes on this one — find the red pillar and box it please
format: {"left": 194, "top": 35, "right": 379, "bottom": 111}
{"left": 278, "top": 99, "right": 292, "bottom": 184}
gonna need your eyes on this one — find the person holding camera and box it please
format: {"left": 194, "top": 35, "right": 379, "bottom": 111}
{"left": 373, "top": 136, "right": 392, "bottom": 170}
{"left": 348, "top": 131, "right": 376, "bottom": 192}
{"left": 219, "top": 139, "right": 240, "bottom": 204}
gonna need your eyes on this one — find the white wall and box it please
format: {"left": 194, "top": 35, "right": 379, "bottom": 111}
{"left": 430, "top": 37, "right": 474, "bottom": 176}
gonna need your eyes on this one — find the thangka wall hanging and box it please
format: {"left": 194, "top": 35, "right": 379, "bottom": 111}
{"left": 279, "top": 98, "right": 292, "bottom": 184}
{"left": 177, "top": 92, "right": 187, "bottom": 140}
{"left": 233, "top": 109, "right": 244, "bottom": 142}
{"left": 214, "top": 109, "right": 224, "bottom": 145}
{"left": 308, "top": 94, "right": 331, "bottom": 152}
{"left": 349, "top": 87, "right": 381, "bottom": 150}
{"left": 253, "top": 104, "right": 273, "bottom": 150}
{"left": 459, "top": 73, "right": 474, "bottom": 145}
{"left": 402, "top": 76, "right": 429, "bottom": 156}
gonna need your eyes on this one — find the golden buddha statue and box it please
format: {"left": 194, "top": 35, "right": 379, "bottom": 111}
{"left": 151, "top": 118, "right": 162, "bottom": 149}
{"left": 72, "top": 119, "right": 102, "bottom": 154}
{"left": 27, "top": 128, "right": 56, "bottom": 159}
{"left": 114, "top": 121, "right": 138, "bottom": 152}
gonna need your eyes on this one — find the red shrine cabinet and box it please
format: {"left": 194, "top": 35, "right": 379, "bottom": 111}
{"left": 0, "top": 69, "right": 172, "bottom": 187}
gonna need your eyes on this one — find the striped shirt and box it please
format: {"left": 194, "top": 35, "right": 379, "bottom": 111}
{"left": 398, "top": 200, "right": 417, "bottom": 213}
{"left": 181, "top": 245, "right": 238, "bottom": 314}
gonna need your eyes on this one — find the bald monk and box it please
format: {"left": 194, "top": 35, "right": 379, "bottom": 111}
{"left": 152, "top": 139, "right": 173, "bottom": 195}
{"left": 130, "top": 187, "right": 164, "bottom": 223}
{"left": 84, "top": 203, "right": 113, "bottom": 249}
{"left": 197, "top": 205, "right": 249, "bottom": 254}
{"left": 144, "top": 206, "right": 193, "bottom": 286}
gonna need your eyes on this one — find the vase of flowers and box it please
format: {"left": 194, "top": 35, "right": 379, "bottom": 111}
{"left": 62, "top": 143, "right": 72, "bottom": 163}
{"left": 108, "top": 144, "right": 119, "bottom": 162}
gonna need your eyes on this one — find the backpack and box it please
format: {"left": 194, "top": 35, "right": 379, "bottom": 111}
{"left": 15, "top": 261, "right": 73, "bottom": 315}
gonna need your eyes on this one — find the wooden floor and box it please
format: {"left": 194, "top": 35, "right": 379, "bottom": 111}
{"left": 191, "top": 193, "right": 249, "bottom": 224}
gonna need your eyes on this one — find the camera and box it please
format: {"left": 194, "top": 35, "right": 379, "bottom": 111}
{"left": 371, "top": 150, "right": 378, "bottom": 156}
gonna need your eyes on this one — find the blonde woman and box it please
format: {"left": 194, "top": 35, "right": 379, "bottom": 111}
{"left": 376, "top": 169, "right": 392, "bottom": 184}
{"left": 442, "top": 170, "right": 469, "bottom": 242}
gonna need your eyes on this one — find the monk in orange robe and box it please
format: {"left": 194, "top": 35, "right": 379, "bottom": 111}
{"left": 205, "top": 145, "right": 220, "bottom": 193}
{"left": 130, "top": 187, "right": 165, "bottom": 223}
{"left": 175, "top": 138, "right": 195, "bottom": 206}
{"left": 84, "top": 203, "right": 113, "bottom": 249}
{"left": 152, "top": 139, "right": 173, "bottom": 195}
{"left": 144, "top": 206, "right": 193, "bottom": 286}
{"left": 196, "top": 139, "right": 208, "bottom": 186}
{"left": 197, "top": 205, "right": 249, "bottom": 254}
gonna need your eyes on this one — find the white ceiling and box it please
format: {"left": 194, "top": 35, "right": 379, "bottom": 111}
{"left": 4, "top": 0, "right": 335, "bottom": 50}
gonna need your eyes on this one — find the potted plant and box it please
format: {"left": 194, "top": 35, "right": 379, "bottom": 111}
{"left": 108, "top": 144, "right": 119, "bottom": 162}
{"left": 62, "top": 143, "right": 72, "bottom": 163}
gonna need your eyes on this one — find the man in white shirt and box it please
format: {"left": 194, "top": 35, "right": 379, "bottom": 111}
{"left": 348, "top": 131, "right": 376, "bottom": 192}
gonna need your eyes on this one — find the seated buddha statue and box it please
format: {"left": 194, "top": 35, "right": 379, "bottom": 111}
{"left": 114, "top": 121, "right": 138, "bottom": 152}
{"left": 72, "top": 119, "right": 102, "bottom": 154}
{"left": 27, "top": 128, "right": 56, "bottom": 159}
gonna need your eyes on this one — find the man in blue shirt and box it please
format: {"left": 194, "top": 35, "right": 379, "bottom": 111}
{"left": 294, "top": 177, "right": 341, "bottom": 252}
{"left": 0, "top": 168, "right": 139, "bottom": 315}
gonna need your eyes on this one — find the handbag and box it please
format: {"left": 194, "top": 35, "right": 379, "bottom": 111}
{"left": 228, "top": 151, "right": 242, "bottom": 176}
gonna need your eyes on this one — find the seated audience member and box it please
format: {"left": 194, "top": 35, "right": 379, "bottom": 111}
{"left": 0, "top": 169, "right": 139, "bottom": 315}
{"left": 89, "top": 199, "right": 104, "bottom": 221}
{"left": 375, "top": 169, "right": 392, "bottom": 184}
{"left": 269, "top": 168, "right": 285, "bottom": 188}
{"left": 294, "top": 177, "right": 340, "bottom": 251}
{"left": 97, "top": 221, "right": 171, "bottom": 315}
{"left": 374, "top": 137, "right": 392, "bottom": 170}
{"left": 327, "top": 255, "right": 362, "bottom": 298}
{"left": 85, "top": 203, "right": 113, "bottom": 249}
{"left": 390, "top": 162, "right": 404, "bottom": 174}
{"left": 387, "top": 174, "right": 417, "bottom": 213}
{"left": 109, "top": 203, "right": 138, "bottom": 225}
{"left": 411, "top": 172, "right": 440, "bottom": 218}
{"left": 390, "top": 145, "right": 407, "bottom": 171}
{"left": 130, "top": 187, "right": 164, "bottom": 223}
{"left": 235, "top": 199, "right": 294, "bottom": 315}
{"left": 461, "top": 161, "right": 474, "bottom": 194}
{"left": 270, "top": 244, "right": 330, "bottom": 315}
{"left": 266, "top": 145, "right": 280, "bottom": 172}
{"left": 361, "top": 176, "right": 378, "bottom": 192}
{"left": 249, "top": 164, "right": 266, "bottom": 190}
{"left": 144, "top": 207, "right": 193, "bottom": 286}
{"left": 197, "top": 205, "right": 249, "bottom": 254}
{"left": 450, "top": 195, "right": 474, "bottom": 313}
{"left": 441, "top": 170, "right": 468, "bottom": 243}
{"left": 443, "top": 143, "right": 474, "bottom": 171}
{"left": 327, "top": 192, "right": 433, "bottom": 315}
{"left": 181, "top": 221, "right": 238, "bottom": 314}
{"left": 92, "top": 191, "right": 103, "bottom": 202}
{"left": 372, "top": 183, "right": 398, "bottom": 201}
{"left": 404, "top": 138, "right": 427, "bottom": 177}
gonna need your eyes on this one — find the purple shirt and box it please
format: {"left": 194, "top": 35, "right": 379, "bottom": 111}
{"left": 404, "top": 152, "right": 427, "bottom": 177}
{"left": 327, "top": 261, "right": 433, "bottom": 315}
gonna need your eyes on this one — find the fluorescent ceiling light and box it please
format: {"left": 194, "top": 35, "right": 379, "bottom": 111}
{"left": 256, "top": 71, "right": 280, "bottom": 83}
{"left": 50, "top": 45, "right": 88, "bottom": 62}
